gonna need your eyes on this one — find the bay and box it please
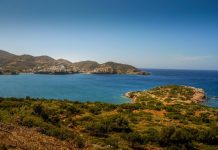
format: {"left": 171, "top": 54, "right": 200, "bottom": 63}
{"left": 0, "top": 69, "right": 218, "bottom": 107}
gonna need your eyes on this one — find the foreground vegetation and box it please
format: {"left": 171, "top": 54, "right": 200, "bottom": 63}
{"left": 0, "top": 85, "right": 217, "bottom": 150}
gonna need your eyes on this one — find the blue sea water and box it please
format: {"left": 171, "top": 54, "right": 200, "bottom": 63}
{"left": 0, "top": 69, "right": 218, "bottom": 107}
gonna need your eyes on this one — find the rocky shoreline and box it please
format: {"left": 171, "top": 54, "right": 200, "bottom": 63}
{"left": 186, "top": 86, "right": 207, "bottom": 103}
{"left": 0, "top": 71, "right": 19, "bottom": 75}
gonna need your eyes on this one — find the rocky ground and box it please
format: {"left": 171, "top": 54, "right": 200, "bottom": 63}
{"left": 0, "top": 123, "right": 74, "bottom": 150}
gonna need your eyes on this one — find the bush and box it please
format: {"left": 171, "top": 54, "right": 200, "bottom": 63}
{"left": 89, "top": 106, "right": 101, "bottom": 115}
{"left": 33, "top": 103, "right": 43, "bottom": 115}
{"left": 74, "top": 136, "right": 85, "bottom": 148}
{"left": 120, "top": 103, "right": 142, "bottom": 111}
{"left": 66, "top": 105, "right": 81, "bottom": 115}
{"left": 142, "top": 128, "right": 159, "bottom": 143}
{"left": 86, "top": 115, "right": 131, "bottom": 137}
{"left": 159, "top": 126, "right": 194, "bottom": 149}
{"left": 109, "top": 115, "right": 131, "bottom": 132}
{"left": 33, "top": 103, "right": 61, "bottom": 125}
{"left": 49, "top": 115, "right": 60, "bottom": 126}
{"left": 196, "top": 127, "right": 218, "bottom": 145}
{"left": 126, "top": 132, "right": 143, "bottom": 148}
{"left": 166, "top": 112, "right": 185, "bottom": 120}
{"left": 199, "top": 113, "right": 210, "bottom": 123}
{"left": 86, "top": 121, "right": 109, "bottom": 137}
{"left": 164, "top": 106, "right": 178, "bottom": 112}
{"left": 21, "top": 115, "right": 42, "bottom": 127}
{"left": 0, "top": 100, "right": 30, "bottom": 109}
{"left": 79, "top": 114, "right": 93, "bottom": 122}
{"left": 105, "top": 137, "right": 119, "bottom": 149}
{"left": 39, "top": 124, "right": 75, "bottom": 140}
{"left": 47, "top": 128, "right": 74, "bottom": 140}
{"left": 33, "top": 103, "right": 49, "bottom": 120}
{"left": 102, "top": 104, "right": 117, "bottom": 111}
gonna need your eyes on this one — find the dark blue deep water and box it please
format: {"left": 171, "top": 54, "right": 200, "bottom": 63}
{"left": 0, "top": 69, "right": 218, "bottom": 107}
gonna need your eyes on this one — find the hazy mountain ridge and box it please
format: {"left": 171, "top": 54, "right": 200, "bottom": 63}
{"left": 0, "top": 50, "right": 149, "bottom": 75}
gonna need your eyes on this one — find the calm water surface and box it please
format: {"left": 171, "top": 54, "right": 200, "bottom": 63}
{"left": 0, "top": 69, "right": 218, "bottom": 107}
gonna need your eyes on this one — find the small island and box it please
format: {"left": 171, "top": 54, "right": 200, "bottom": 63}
{"left": 125, "top": 85, "right": 207, "bottom": 104}
{"left": 0, "top": 50, "right": 149, "bottom": 75}
{"left": 0, "top": 85, "right": 217, "bottom": 149}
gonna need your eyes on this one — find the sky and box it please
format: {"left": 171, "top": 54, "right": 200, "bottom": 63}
{"left": 0, "top": 0, "right": 218, "bottom": 70}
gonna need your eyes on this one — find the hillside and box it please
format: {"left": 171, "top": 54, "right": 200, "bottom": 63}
{"left": 91, "top": 62, "right": 148, "bottom": 75}
{"left": 71, "top": 61, "right": 100, "bottom": 72}
{"left": 0, "top": 85, "right": 217, "bottom": 149}
{"left": 0, "top": 50, "right": 148, "bottom": 75}
{"left": 0, "top": 50, "right": 17, "bottom": 67}
{"left": 0, "top": 50, "right": 57, "bottom": 72}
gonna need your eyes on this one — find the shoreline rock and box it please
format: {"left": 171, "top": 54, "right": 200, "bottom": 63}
{"left": 186, "top": 86, "right": 207, "bottom": 103}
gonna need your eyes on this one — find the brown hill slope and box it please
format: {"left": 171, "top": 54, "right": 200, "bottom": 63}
{"left": 0, "top": 123, "right": 74, "bottom": 150}
{"left": 71, "top": 61, "right": 99, "bottom": 72}
{"left": 0, "top": 50, "right": 17, "bottom": 67}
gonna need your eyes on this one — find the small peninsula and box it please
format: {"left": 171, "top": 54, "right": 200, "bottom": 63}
{"left": 125, "top": 85, "right": 206, "bottom": 104}
{"left": 0, "top": 50, "right": 149, "bottom": 75}
{"left": 0, "top": 85, "right": 217, "bottom": 149}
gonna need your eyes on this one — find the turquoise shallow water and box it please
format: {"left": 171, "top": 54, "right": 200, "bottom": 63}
{"left": 0, "top": 69, "right": 218, "bottom": 107}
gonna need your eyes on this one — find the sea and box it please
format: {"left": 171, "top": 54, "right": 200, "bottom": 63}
{"left": 0, "top": 69, "right": 218, "bottom": 108}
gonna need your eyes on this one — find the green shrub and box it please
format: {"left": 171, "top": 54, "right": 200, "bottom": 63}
{"left": 79, "top": 114, "right": 93, "bottom": 122}
{"left": 105, "top": 137, "right": 119, "bottom": 149}
{"left": 74, "top": 135, "right": 85, "bottom": 148}
{"left": 86, "top": 121, "right": 109, "bottom": 137}
{"left": 166, "top": 112, "right": 185, "bottom": 120}
{"left": 66, "top": 105, "right": 81, "bottom": 115}
{"left": 89, "top": 106, "right": 101, "bottom": 115}
{"left": 159, "top": 126, "right": 194, "bottom": 149}
{"left": 49, "top": 115, "right": 60, "bottom": 126}
{"left": 86, "top": 115, "right": 131, "bottom": 137}
{"left": 33, "top": 103, "right": 61, "bottom": 125}
{"left": 45, "top": 127, "right": 75, "bottom": 140}
{"left": 32, "top": 103, "right": 49, "bottom": 120}
{"left": 125, "top": 132, "right": 143, "bottom": 148}
{"left": 33, "top": 103, "right": 43, "bottom": 115}
{"left": 164, "top": 106, "right": 178, "bottom": 112}
{"left": 164, "top": 98, "right": 173, "bottom": 102}
{"left": 120, "top": 103, "right": 142, "bottom": 111}
{"left": 199, "top": 113, "right": 210, "bottom": 123}
{"left": 21, "top": 115, "right": 42, "bottom": 127}
{"left": 111, "top": 116, "right": 129, "bottom": 132}
{"left": 102, "top": 104, "right": 117, "bottom": 111}
{"left": 0, "top": 100, "right": 30, "bottom": 109}
{"left": 142, "top": 128, "right": 159, "bottom": 143}
{"left": 196, "top": 127, "right": 218, "bottom": 145}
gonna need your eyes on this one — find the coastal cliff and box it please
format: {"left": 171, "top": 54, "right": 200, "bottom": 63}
{"left": 0, "top": 50, "right": 149, "bottom": 75}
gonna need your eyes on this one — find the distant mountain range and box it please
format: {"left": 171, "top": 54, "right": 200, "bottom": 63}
{"left": 0, "top": 50, "right": 149, "bottom": 75}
